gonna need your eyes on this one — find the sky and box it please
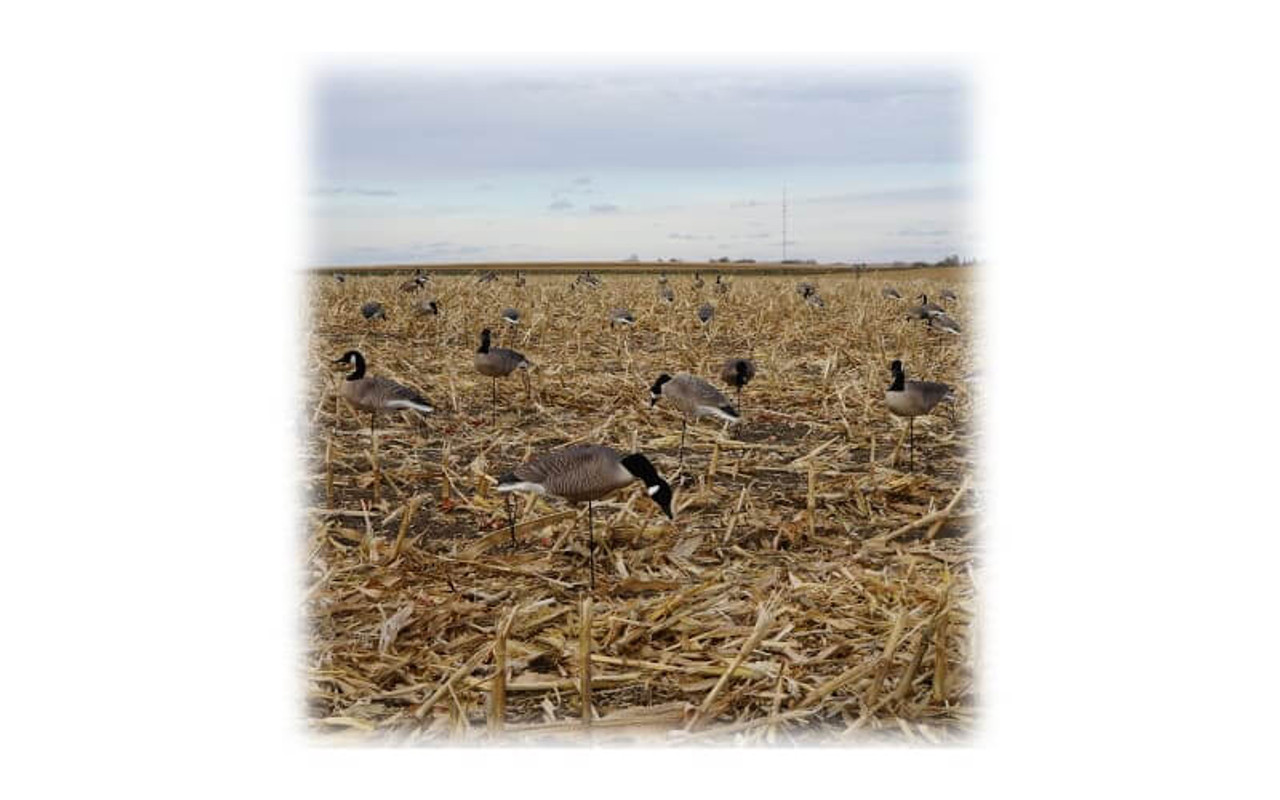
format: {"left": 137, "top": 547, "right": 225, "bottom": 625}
{"left": 309, "top": 65, "right": 973, "bottom": 266}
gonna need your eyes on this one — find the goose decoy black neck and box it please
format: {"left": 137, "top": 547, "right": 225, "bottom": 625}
{"left": 889, "top": 359, "right": 905, "bottom": 391}
{"left": 648, "top": 373, "right": 673, "bottom": 406}
{"left": 335, "top": 350, "right": 367, "bottom": 380}
{"left": 478, "top": 328, "right": 492, "bottom": 354}
{"left": 620, "top": 453, "right": 674, "bottom": 518}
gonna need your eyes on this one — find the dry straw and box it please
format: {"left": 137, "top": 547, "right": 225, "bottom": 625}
{"left": 304, "top": 266, "right": 979, "bottom": 744}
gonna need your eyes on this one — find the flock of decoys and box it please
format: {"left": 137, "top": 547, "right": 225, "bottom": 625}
{"left": 328, "top": 269, "right": 962, "bottom": 590}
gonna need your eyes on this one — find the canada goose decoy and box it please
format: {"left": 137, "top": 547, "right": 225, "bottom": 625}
{"left": 649, "top": 372, "right": 740, "bottom": 473}
{"left": 399, "top": 270, "right": 427, "bottom": 292}
{"left": 697, "top": 302, "right": 714, "bottom": 325}
{"left": 882, "top": 286, "right": 902, "bottom": 299}
{"left": 806, "top": 293, "right": 826, "bottom": 309}
{"left": 608, "top": 307, "right": 635, "bottom": 327}
{"left": 515, "top": 271, "right": 526, "bottom": 288}
{"left": 333, "top": 350, "right": 434, "bottom": 440}
{"left": 719, "top": 358, "right": 756, "bottom": 411}
{"left": 333, "top": 273, "right": 347, "bottom": 284}
{"left": 927, "top": 313, "right": 963, "bottom": 335}
{"left": 360, "top": 301, "right": 386, "bottom": 320}
{"left": 939, "top": 288, "right": 958, "bottom": 302}
{"left": 885, "top": 359, "right": 952, "bottom": 472}
{"left": 658, "top": 273, "right": 668, "bottom": 285}
{"left": 478, "top": 270, "right": 498, "bottom": 284}
{"left": 715, "top": 275, "right": 730, "bottom": 294}
{"left": 917, "top": 294, "right": 946, "bottom": 316}
{"left": 501, "top": 307, "right": 521, "bottom": 326}
{"left": 796, "top": 281, "right": 817, "bottom": 299}
{"left": 497, "top": 445, "right": 674, "bottom": 590}
{"left": 692, "top": 273, "right": 705, "bottom": 290}
{"left": 474, "top": 328, "right": 532, "bottom": 424}
{"left": 575, "top": 271, "right": 601, "bottom": 288}
{"left": 658, "top": 285, "right": 675, "bottom": 304}
{"left": 417, "top": 298, "right": 440, "bottom": 316}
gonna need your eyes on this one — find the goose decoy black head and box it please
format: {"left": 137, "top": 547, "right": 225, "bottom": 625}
{"left": 648, "top": 373, "right": 673, "bottom": 407}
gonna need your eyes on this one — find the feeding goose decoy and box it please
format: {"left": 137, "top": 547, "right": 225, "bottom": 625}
{"left": 927, "top": 313, "right": 963, "bottom": 334}
{"left": 649, "top": 372, "right": 740, "bottom": 473}
{"left": 497, "top": 445, "right": 674, "bottom": 590}
{"left": 417, "top": 298, "right": 440, "bottom": 316}
{"left": 501, "top": 307, "right": 521, "bottom": 326}
{"left": 882, "top": 286, "right": 902, "bottom": 299}
{"left": 608, "top": 307, "right": 636, "bottom": 327}
{"left": 884, "top": 359, "right": 952, "bottom": 472}
{"left": 658, "top": 285, "right": 675, "bottom": 304}
{"left": 719, "top": 358, "right": 756, "bottom": 411}
{"left": 332, "top": 350, "right": 433, "bottom": 441}
{"left": 796, "top": 281, "right": 817, "bottom": 299}
{"left": 360, "top": 301, "right": 386, "bottom": 320}
{"left": 697, "top": 302, "right": 714, "bottom": 325}
{"left": 474, "top": 328, "right": 533, "bottom": 424}
{"left": 939, "top": 288, "right": 958, "bottom": 302}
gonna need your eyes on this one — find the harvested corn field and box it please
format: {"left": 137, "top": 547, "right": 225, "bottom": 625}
{"left": 302, "top": 267, "right": 981, "bottom": 744}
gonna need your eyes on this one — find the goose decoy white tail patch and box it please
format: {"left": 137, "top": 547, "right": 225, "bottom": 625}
{"left": 884, "top": 359, "right": 953, "bottom": 472}
{"left": 474, "top": 328, "right": 533, "bottom": 424}
{"left": 501, "top": 308, "right": 521, "bottom": 326}
{"left": 497, "top": 445, "right": 673, "bottom": 590}
{"left": 649, "top": 372, "right": 740, "bottom": 473}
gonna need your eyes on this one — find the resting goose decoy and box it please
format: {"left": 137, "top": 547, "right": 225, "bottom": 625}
{"left": 497, "top": 445, "right": 673, "bottom": 590}
{"left": 649, "top": 372, "right": 740, "bottom": 472}
{"left": 884, "top": 359, "right": 952, "bottom": 472}
{"left": 719, "top": 358, "right": 756, "bottom": 411}
{"left": 939, "top": 288, "right": 958, "bottom": 302}
{"left": 658, "top": 285, "right": 675, "bottom": 304}
{"left": 608, "top": 307, "right": 636, "bottom": 327}
{"left": 360, "top": 301, "right": 386, "bottom": 320}
{"left": 696, "top": 302, "right": 714, "bottom": 325}
{"left": 501, "top": 307, "right": 521, "bottom": 326}
{"left": 474, "top": 328, "right": 532, "bottom": 424}
{"left": 882, "top": 286, "right": 902, "bottom": 299}
{"left": 333, "top": 350, "right": 433, "bottom": 441}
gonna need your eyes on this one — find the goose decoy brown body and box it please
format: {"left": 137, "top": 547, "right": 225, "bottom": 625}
{"left": 649, "top": 372, "right": 740, "bottom": 472}
{"left": 939, "top": 288, "right": 958, "bottom": 302}
{"left": 474, "top": 328, "right": 532, "bottom": 424}
{"left": 719, "top": 358, "right": 756, "bottom": 410}
{"left": 917, "top": 294, "right": 946, "bottom": 316}
{"left": 360, "top": 301, "right": 386, "bottom": 320}
{"left": 497, "top": 445, "right": 673, "bottom": 590}
{"left": 333, "top": 350, "right": 433, "bottom": 439}
{"left": 715, "top": 275, "right": 730, "bottom": 294}
{"left": 927, "top": 313, "right": 963, "bottom": 334}
{"left": 885, "top": 359, "right": 952, "bottom": 472}
{"left": 514, "top": 271, "right": 526, "bottom": 288}
{"left": 697, "top": 302, "right": 714, "bottom": 325}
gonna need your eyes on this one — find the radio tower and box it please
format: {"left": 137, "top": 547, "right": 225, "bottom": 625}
{"left": 782, "top": 184, "right": 788, "bottom": 263}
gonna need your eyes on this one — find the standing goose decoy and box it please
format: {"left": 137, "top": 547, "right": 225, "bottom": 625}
{"left": 399, "top": 270, "right": 427, "bottom": 293}
{"left": 715, "top": 274, "right": 730, "bottom": 294}
{"left": 927, "top": 313, "right": 963, "bottom": 335}
{"left": 697, "top": 302, "right": 714, "bottom": 325}
{"left": 884, "top": 359, "right": 952, "bottom": 472}
{"left": 360, "top": 301, "right": 386, "bottom": 320}
{"left": 477, "top": 270, "right": 499, "bottom": 284}
{"left": 474, "top": 328, "right": 533, "bottom": 424}
{"left": 333, "top": 350, "right": 434, "bottom": 440}
{"left": 608, "top": 307, "right": 636, "bottom": 327}
{"left": 719, "top": 358, "right": 756, "bottom": 411}
{"left": 501, "top": 307, "right": 521, "bottom": 326}
{"left": 882, "top": 286, "right": 902, "bottom": 299}
{"left": 515, "top": 271, "right": 526, "bottom": 288}
{"left": 939, "top": 288, "right": 958, "bottom": 302}
{"left": 692, "top": 272, "right": 705, "bottom": 290}
{"left": 649, "top": 372, "right": 740, "bottom": 473}
{"left": 917, "top": 294, "right": 947, "bottom": 316}
{"left": 796, "top": 281, "right": 817, "bottom": 299}
{"left": 658, "top": 285, "right": 675, "bottom": 304}
{"left": 497, "top": 445, "right": 674, "bottom": 590}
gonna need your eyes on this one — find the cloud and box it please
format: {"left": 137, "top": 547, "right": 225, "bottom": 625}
{"left": 589, "top": 203, "right": 620, "bottom": 214}
{"left": 547, "top": 199, "right": 573, "bottom": 211}
{"left": 311, "top": 186, "right": 398, "bottom": 197}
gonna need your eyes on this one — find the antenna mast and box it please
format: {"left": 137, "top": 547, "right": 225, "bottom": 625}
{"left": 782, "top": 184, "right": 788, "bottom": 262}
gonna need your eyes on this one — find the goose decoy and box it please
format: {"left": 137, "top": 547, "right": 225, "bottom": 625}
{"left": 715, "top": 275, "right": 730, "bottom": 294}
{"left": 796, "top": 281, "right": 817, "bottom": 299}
{"left": 917, "top": 294, "right": 946, "bottom": 316}
{"left": 501, "top": 307, "right": 521, "bottom": 326}
{"left": 658, "top": 285, "right": 675, "bottom": 304}
{"left": 926, "top": 313, "right": 963, "bottom": 335}
{"left": 515, "top": 271, "right": 526, "bottom": 288}
{"left": 884, "top": 359, "right": 952, "bottom": 472}
{"left": 649, "top": 372, "right": 740, "bottom": 473}
{"left": 806, "top": 293, "right": 826, "bottom": 309}
{"left": 477, "top": 270, "right": 498, "bottom": 284}
{"left": 360, "top": 301, "right": 386, "bottom": 320}
{"left": 697, "top": 302, "right": 714, "bottom": 325}
{"left": 333, "top": 273, "right": 347, "bottom": 284}
{"left": 333, "top": 350, "right": 433, "bottom": 440}
{"left": 474, "top": 328, "right": 532, "bottom": 424}
{"left": 417, "top": 298, "right": 440, "bottom": 316}
{"left": 882, "top": 286, "right": 902, "bottom": 299}
{"left": 608, "top": 307, "right": 635, "bottom": 327}
{"left": 497, "top": 445, "right": 674, "bottom": 590}
{"left": 939, "top": 288, "right": 958, "bottom": 302}
{"left": 692, "top": 272, "right": 705, "bottom": 290}
{"left": 575, "top": 272, "right": 601, "bottom": 288}
{"left": 658, "top": 273, "right": 668, "bottom": 285}
{"left": 719, "top": 358, "right": 756, "bottom": 411}
{"left": 399, "top": 270, "right": 427, "bottom": 292}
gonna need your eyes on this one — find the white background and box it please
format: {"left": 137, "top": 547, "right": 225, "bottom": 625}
{"left": 2, "top": 2, "right": 1277, "bottom": 797}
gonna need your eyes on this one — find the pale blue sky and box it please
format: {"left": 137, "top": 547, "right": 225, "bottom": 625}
{"left": 310, "top": 66, "right": 973, "bottom": 265}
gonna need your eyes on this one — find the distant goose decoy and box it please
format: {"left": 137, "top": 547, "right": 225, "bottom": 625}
{"left": 796, "top": 281, "right": 817, "bottom": 299}
{"left": 333, "top": 350, "right": 433, "bottom": 441}
{"left": 806, "top": 293, "right": 826, "bottom": 309}
{"left": 474, "top": 328, "right": 533, "bottom": 424}
{"left": 399, "top": 270, "right": 427, "bottom": 293}
{"left": 515, "top": 271, "right": 526, "bottom": 288}
{"left": 501, "top": 307, "right": 521, "bottom": 326}
{"left": 939, "top": 288, "right": 958, "bottom": 302}
{"left": 697, "top": 302, "right": 714, "bottom": 325}
{"left": 608, "top": 307, "right": 636, "bottom": 327}
{"left": 692, "top": 273, "right": 705, "bottom": 290}
{"left": 333, "top": 273, "right": 347, "bottom": 284}
{"left": 882, "top": 286, "right": 902, "bottom": 299}
{"left": 885, "top": 359, "right": 953, "bottom": 472}
{"left": 658, "top": 273, "right": 669, "bottom": 285}
{"left": 719, "top": 358, "right": 756, "bottom": 411}
{"left": 649, "top": 373, "right": 740, "bottom": 473}
{"left": 715, "top": 275, "right": 730, "bottom": 294}
{"left": 361, "top": 301, "right": 386, "bottom": 320}
{"left": 658, "top": 285, "right": 675, "bottom": 304}
{"left": 417, "top": 298, "right": 440, "bottom": 316}
{"left": 497, "top": 445, "right": 674, "bottom": 590}
{"left": 478, "top": 270, "right": 498, "bottom": 284}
